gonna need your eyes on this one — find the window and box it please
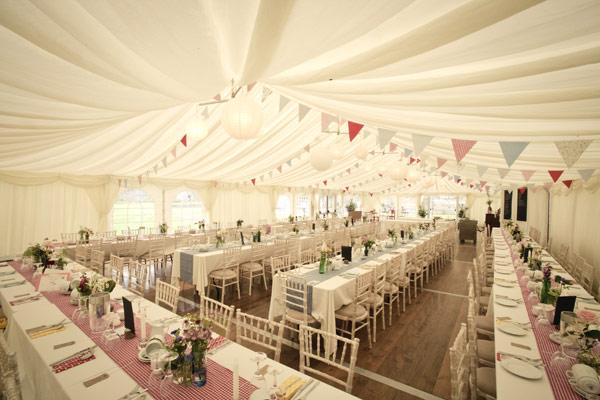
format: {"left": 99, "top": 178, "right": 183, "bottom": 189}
{"left": 318, "top": 195, "right": 328, "bottom": 215}
{"left": 342, "top": 195, "right": 361, "bottom": 216}
{"left": 398, "top": 196, "right": 417, "bottom": 217}
{"left": 111, "top": 189, "right": 155, "bottom": 233}
{"left": 275, "top": 195, "right": 292, "bottom": 221}
{"left": 318, "top": 195, "right": 336, "bottom": 215}
{"left": 429, "top": 195, "right": 458, "bottom": 219}
{"left": 295, "top": 194, "right": 310, "bottom": 219}
{"left": 171, "top": 191, "right": 206, "bottom": 230}
{"left": 380, "top": 196, "right": 396, "bottom": 215}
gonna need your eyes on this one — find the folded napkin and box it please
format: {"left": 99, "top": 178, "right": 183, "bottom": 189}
{"left": 29, "top": 325, "right": 66, "bottom": 339}
{"left": 278, "top": 375, "right": 307, "bottom": 400}
{"left": 52, "top": 352, "right": 96, "bottom": 374}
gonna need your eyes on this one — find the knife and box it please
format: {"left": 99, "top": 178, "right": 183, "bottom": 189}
{"left": 292, "top": 378, "right": 314, "bottom": 400}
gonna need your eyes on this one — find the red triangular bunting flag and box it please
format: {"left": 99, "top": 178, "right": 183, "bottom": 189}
{"left": 345, "top": 186, "right": 349, "bottom": 191}
{"left": 563, "top": 180, "right": 573, "bottom": 189}
{"left": 389, "top": 143, "right": 398, "bottom": 152}
{"left": 378, "top": 173, "right": 383, "bottom": 177}
{"left": 322, "top": 180, "right": 327, "bottom": 186}
{"left": 180, "top": 134, "right": 187, "bottom": 147}
{"left": 347, "top": 121, "right": 364, "bottom": 142}
{"left": 437, "top": 158, "right": 447, "bottom": 169}
{"left": 548, "top": 170, "right": 564, "bottom": 183}
{"left": 480, "top": 180, "right": 487, "bottom": 187}
{"left": 409, "top": 156, "right": 416, "bottom": 165}
{"left": 451, "top": 139, "right": 477, "bottom": 162}
{"left": 251, "top": 178, "right": 256, "bottom": 186}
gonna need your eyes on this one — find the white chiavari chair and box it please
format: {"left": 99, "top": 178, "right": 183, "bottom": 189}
{"left": 281, "top": 274, "right": 318, "bottom": 336}
{"left": 298, "top": 248, "right": 316, "bottom": 265}
{"left": 407, "top": 246, "right": 423, "bottom": 299}
{"left": 198, "top": 295, "right": 235, "bottom": 339}
{"left": 145, "top": 237, "right": 167, "bottom": 278}
{"left": 365, "top": 263, "right": 386, "bottom": 343}
{"left": 208, "top": 246, "right": 241, "bottom": 302}
{"left": 268, "top": 254, "right": 292, "bottom": 279}
{"left": 61, "top": 232, "right": 78, "bottom": 245}
{"left": 155, "top": 279, "right": 180, "bottom": 312}
{"left": 236, "top": 310, "right": 284, "bottom": 362}
{"left": 335, "top": 269, "right": 373, "bottom": 349}
{"left": 466, "top": 298, "right": 495, "bottom": 368}
{"left": 129, "top": 261, "right": 148, "bottom": 296}
{"left": 581, "top": 260, "right": 594, "bottom": 293}
{"left": 449, "top": 323, "right": 469, "bottom": 400}
{"left": 90, "top": 249, "right": 105, "bottom": 275}
{"left": 240, "top": 244, "right": 268, "bottom": 296}
{"left": 383, "top": 255, "right": 401, "bottom": 324}
{"left": 110, "top": 254, "right": 125, "bottom": 284}
{"left": 299, "top": 324, "right": 359, "bottom": 393}
{"left": 0, "top": 334, "right": 22, "bottom": 400}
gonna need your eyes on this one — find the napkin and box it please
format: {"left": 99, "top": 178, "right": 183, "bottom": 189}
{"left": 29, "top": 325, "right": 66, "bottom": 339}
{"left": 572, "top": 364, "right": 600, "bottom": 394}
{"left": 278, "top": 375, "right": 307, "bottom": 400}
{"left": 52, "top": 352, "right": 96, "bottom": 374}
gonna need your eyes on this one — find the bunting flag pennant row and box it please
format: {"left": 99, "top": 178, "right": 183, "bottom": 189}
{"left": 286, "top": 160, "right": 292, "bottom": 167}
{"left": 548, "top": 170, "right": 564, "bottom": 183}
{"left": 499, "top": 141, "right": 528, "bottom": 167}
{"left": 251, "top": 178, "right": 256, "bottom": 186}
{"left": 298, "top": 104, "right": 310, "bottom": 121}
{"left": 555, "top": 140, "right": 592, "bottom": 167}
{"left": 521, "top": 170, "right": 535, "bottom": 181}
{"left": 348, "top": 121, "right": 364, "bottom": 142}
{"left": 180, "top": 134, "right": 187, "bottom": 147}
{"left": 436, "top": 158, "right": 447, "bottom": 169}
{"left": 261, "top": 87, "right": 272, "bottom": 102}
{"left": 171, "top": 147, "right": 177, "bottom": 158}
{"left": 477, "top": 165, "right": 488, "bottom": 177}
{"left": 480, "top": 180, "right": 487, "bottom": 188}
{"left": 451, "top": 139, "right": 476, "bottom": 162}
{"left": 322, "top": 180, "right": 327, "bottom": 186}
{"left": 321, "top": 113, "right": 337, "bottom": 131}
{"left": 498, "top": 168, "right": 510, "bottom": 179}
{"left": 412, "top": 133, "right": 433, "bottom": 155}
{"left": 389, "top": 143, "right": 398, "bottom": 152}
{"left": 563, "top": 180, "right": 573, "bottom": 189}
{"left": 279, "top": 96, "right": 290, "bottom": 112}
{"left": 376, "top": 128, "right": 395, "bottom": 149}
{"left": 578, "top": 169, "right": 595, "bottom": 182}
{"left": 303, "top": 144, "right": 310, "bottom": 152}
{"left": 404, "top": 148, "right": 412, "bottom": 157}
{"left": 247, "top": 81, "right": 257, "bottom": 92}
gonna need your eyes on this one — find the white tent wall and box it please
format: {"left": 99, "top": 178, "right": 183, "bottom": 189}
{"left": 467, "top": 193, "right": 502, "bottom": 223}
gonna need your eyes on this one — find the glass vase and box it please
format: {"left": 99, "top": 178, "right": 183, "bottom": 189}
{"left": 192, "top": 351, "right": 207, "bottom": 387}
{"left": 89, "top": 292, "right": 111, "bottom": 333}
{"left": 540, "top": 278, "right": 551, "bottom": 304}
{"left": 319, "top": 253, "right": 327, "bottom": 274}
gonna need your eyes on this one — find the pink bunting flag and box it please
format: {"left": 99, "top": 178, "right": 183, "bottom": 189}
{"left": 277, "top": 166, "right": 282, "bottom": 173}
{"left": 563, "top": 180, "right": 573, "bottom": 189}
{"left": 171, "top": 147, "right": 177, "bottom": 158}
{"left": 322, "top": 180, "right": 327, "bottom": 186}
{"left": 180, "top": 134, "right": 187, "bottom": 147}
{"left": 251, "top": 178, "right": 256, "bottom": 186}
{"left": 321, "top": 113, "right": 337, "bottom": 131}
{"left": 437, "top": 158, "right": 447, "bottom": 169}
{"left": 440, "top": 171, "right": 448, "bottom": 178}
{"left": 451, "top": 139, "right": 477, "bottom": 162}
{"left": 409, "top": 157, "right": 416, "bottom": 165}
{"left": 162, "top": 157, "right": 168, "bottom": 168}
{"left": 480, "top": 180, "right": 487, "bottom": 187}
{"left": 304, "top": 145, "right": 310, "bottom": 152}
{"left": 548, "top": 170, "right": 564, "bottom": 183}
{"left": 389, "top": 143, "right": 398, "bottom": 152}
{"left": 247, "top": 82, "right": 257, "bottom": 92}
{"left": 348, "top": 121, "right": 364, "bottom": 142}
{"left": 213, "top": 93, "right": 221, "bottom": 101}
{"left": 521, "top": 170, "right": 535, "bottom": 181}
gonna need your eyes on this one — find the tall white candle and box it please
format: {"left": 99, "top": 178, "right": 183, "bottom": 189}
{"left": 140, "top": 314, "right": 147, "bottom": 341}
{"left": 232, "top": 359, "right": 239, "bottom": 400}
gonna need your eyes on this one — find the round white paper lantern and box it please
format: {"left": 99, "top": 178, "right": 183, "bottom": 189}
{"left": 221, "top": 94, "right": 263, "bottom": 139}
{"left": 186, "top": 114, "right": 208, "bottom": 139}
{"left": 407, "top": 168, "right": 420, "bottom": 183}
{"left": 310, "top": 146, "right": 333, "bottom": 171}
{"left": 332, "top": 147, "right": 343, "bottom": 160}
{"left": 353, "top": 144, "right": 368, "bottom": 160}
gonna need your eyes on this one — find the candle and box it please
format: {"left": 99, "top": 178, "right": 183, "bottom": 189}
{"left": 140, "top": 313, "right": 147, "bottom": 341}
{"left": 232, "top": 359, "right": 239, "bottom": 400}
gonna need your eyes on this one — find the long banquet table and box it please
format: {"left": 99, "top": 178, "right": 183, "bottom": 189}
{"left": 492, "top": 227, "right": 600, "bottom": 400}
{"left": 0, "top": 259, "right": 358, "bottom": 400}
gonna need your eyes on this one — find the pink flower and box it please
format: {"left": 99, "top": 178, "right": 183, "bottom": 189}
{"left": 577, "top": 310, "right": 598, "bottom": 323}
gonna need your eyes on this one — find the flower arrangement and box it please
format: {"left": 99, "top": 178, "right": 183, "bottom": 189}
{"left": 288, "top": 215, "right": 295, "bottom": 223}
{"left": 539, "top": 264, "right": 552, "bottom": 304}
{"left": 344, "top": 219, "right": 349, "bottom": 227}
{"left": 167, "top": 315, "right": 212, "bottom": 386}
{"left": 197, "top": 220, "right": 205, "bottom": 231}
{"left": 215, "top": 231, "right": 225, "bottom": 247}
{"left": 486, "top": 199, "right": 493, "bottom": 212}
{"left": 387, "top": 229, "right": 397, "bottom": 241}
{"left": 361, "top": 236, "right": 375, "bottom": 256}
{"left": 417, "top": 205, "right": 427, "bottom": 218}
{"left": 236, "top": 219, "right": 244, "bottom": 228}
{"left": 408, "top": 227, "right": 414, "bottom": 240}
{"left": 78, "top": 227, "right": 93, "bottom": 242}
{"left": 23, "top": 243, "right": 52, "bottom": 265}
{"left": 264, "top": 224, "right": 272, "bottom": 235}
{"left": 252, "top": 228, "right": 262, "bottom": 243}
{"left": 292, "top": 224, "right": 299, "bottom": 234}
{"left": 77, "top": 273, "right": 116, "bottom": 297}
{"left": 159, "top": 222, "right": 168, "bottom": 234}
{"left": 319, "top": 242, "right": 331, "bottom": 274}
{"left": 565, "top": 319, "right": 600, "bottom": 372}
{"left": 528, "top": 248, "right": 543, "bottom": 270}
{"left": 457, "top": 206, "right": 468, "bottom": 219}
{"left": 346, "top": 200, "right": 356, "bottom": 212}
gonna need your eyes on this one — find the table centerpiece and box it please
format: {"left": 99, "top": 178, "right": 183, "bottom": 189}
{"left": 167, "top": 315, "right": 213, "bottom": 387}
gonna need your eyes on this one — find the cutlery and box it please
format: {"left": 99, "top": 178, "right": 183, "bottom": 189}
{"left": 54, "top": 341, "right": 76, "bottom": 350}
{"left": 511, "top": 342, "right": 532, "bottom": 350}
{"left": 26, "top": 319, "right": 67, "bottom": 334}
{"left": 83, "top": 373, "right": 109, "bottom": 388}
{"left": 10, "top": 294, "right": 42, "bottom": 306}
{"left": 299, "top": 380, "right": 320, "bottom": 399}
{"left": 292, "top": 378, "right": 314, "bottom": 400}
{"left": 13, "top": 292, "right": 32, "bottom": 298}
{"left": 498, "top": 351, "right": 542, "bottom": 364}
{"left": 50, "top": 345, "right": 97, "bottom": 367}
{"left": 30, "top": 324, "right": 66, "bottom": 339}
{"left": 117, "top": 385, "right": 149, "bottom": 400}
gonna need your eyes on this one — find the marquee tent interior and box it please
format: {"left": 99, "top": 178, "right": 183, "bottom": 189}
{"left": 1, "top": 1, "right": 600, "bottom": 400}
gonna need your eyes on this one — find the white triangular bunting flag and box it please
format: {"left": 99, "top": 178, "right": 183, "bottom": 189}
{"left": 261, "top": 87, "right": 272, "bottom": 102}
{"left": 412, "top": 134, "right": 433, "bottom": 155}
{"left": 376, "top": 128, "right": 395, "bottom": 149}
{"left": 321, "top": 113, "right": 337, "bottom": 131}
{"left": 279, "top": 96, "right": 290, "bottom": 112}
{"left": 555, "top": 140, "right": 592, "bottom": 167}
{"left": 298, "top": 104, "right": 310, "bottom": 121}
{"left": 201, "top": 107, "right": 209, "bottom": 118}
{"left": 521, "top": 170, "right": 535, "bottom": 181}
{"left": 477, "top": 166, "right": 488, "bottom": 177}
{"left": 578, "top": 169, "right": 595, "bottom": 182}
{"left": 498, "top": 168, "right": 510, "bottom": 179}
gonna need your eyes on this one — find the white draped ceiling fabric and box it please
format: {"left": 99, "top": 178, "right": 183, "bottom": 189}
{"left": 0, "top": 0, "right": 599, "bottom": 193}
{"left": 1, "top": 0, "right": 600, "bottom": 264}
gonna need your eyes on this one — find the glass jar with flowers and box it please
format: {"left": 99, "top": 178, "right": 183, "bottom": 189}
{"left": 387, "top": 229, "right": 397, "bottom": 246}
{"left": 362, "top": 237, "right": 375, "bottom": 257}
{"left": 215, "top": 231, "right": 225, "bottom": 248}
{"left": 167, "top": 316, "right": 212, "bottom": 387}
{"left": 78, "top": 227, "right": 93, "bottom": 243}
{"left": 322, "top": 220, "right": 329, "bottom": 231}
{"left": 159, "top": 223, "right": 168, "bottom": 234}
{"left": 539, "top": 264, "right": 552, "bottom": 304}
{"left": 319, "top": 242, "right": 330, "bottom": 274}
{"left": 236, "top": 219, "right": 244, "bottom": 228}
{"left": 292, "top": 225, "right": 299, "bottom": 235}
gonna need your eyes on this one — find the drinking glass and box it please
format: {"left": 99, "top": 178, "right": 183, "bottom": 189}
{"left": 252, "top": 352, "right": 267, "bottom": 381}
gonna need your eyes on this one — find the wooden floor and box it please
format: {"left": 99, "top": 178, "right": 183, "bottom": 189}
{"left": 132, "top": 243, "right": 476, "bottom": 400}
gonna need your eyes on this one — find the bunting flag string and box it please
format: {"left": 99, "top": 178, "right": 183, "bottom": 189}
{"left": 548, "top": 170, "right": 564, "bottom": 183}
{"left": 477, "top": 166, "right": 488, "bottom": 177}
{"left": 348, "top": 121, "right": 364, "bottom": 142}
{"left": 298, "top": 104, "right": 310, "bottom": 121}
{"left": 563, "top": 180, "right": 573, "bottom": 189}
{"left": 389, "top": 143, "right": 398, "bottom": 152}
{"left": 412, "top": 133, "right": 433, "bottom": 155}
{"left": 499, "top": 142, "right": 528, "bottom": 167}
{"left": 578, "top": 169, "right": 595, "bottom": 182}
{"left": 451, "top": 139, "right": 477, "bottom": 162}
{"left": 555, "top": 140, "right": 592, "bottom": 167}
{"left": 436, "top": 158, "right": 447, "bottom": 169}
{"left": 521, "top": 170, "right": 535, "bottom": 181}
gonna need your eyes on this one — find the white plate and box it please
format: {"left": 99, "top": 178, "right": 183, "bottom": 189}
{"left": 500, "top": 358, "right": 543, "bottom": 380}
{"left": 495, "top": 298, "right": 519, "bottom": 307}
{"left": 498, "top": 323, "right": 528, "bottom": 336}
{"left": 495, "top": 281, "right": 515, "bottom": 288}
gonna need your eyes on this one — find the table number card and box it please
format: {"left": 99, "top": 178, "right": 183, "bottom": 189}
{"left": 122, "top": 296, "right": 135, "bottom": 338}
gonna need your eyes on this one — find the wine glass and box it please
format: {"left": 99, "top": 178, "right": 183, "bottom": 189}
{"left": 268, "top": 368, "right": 283, "bottom": 399}
{"left": 551, "top": 340, "right": 577, "bottom": 371}
{"left": 159, "top": 351, "right": 180, "bottom": 398}
{"left": 252, "top": 352, "right": 267, "bottom": 381}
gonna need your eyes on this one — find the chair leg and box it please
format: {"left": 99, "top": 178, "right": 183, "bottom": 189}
{"left": 236, "top": 278, "right": 241, "bottom": 300}
{"left": 372, "top": 309, "right": 377, "bottom": 343}
{"left": 366, "top": 318, "right": 372, "bottom": 349}
{"left": 262, "top": 271, "right": 268, "bottom": 290}
{"left": 248, "top": 273, "right": 253, "bottom": 296}
{"left": 220, "top": 280, "right": 225, "bottom": 303}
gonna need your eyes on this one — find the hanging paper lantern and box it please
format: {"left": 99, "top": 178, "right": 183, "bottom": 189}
{"left": 389, "top": 164, "right": 408, "bottom": 181}
{"left": 407, "top": 168, "right": 420, "bottom": 183}
{"left": 353, "top": 143, "right": 368, "bottom": 160}
{"left": 310, "top": 146, "right": 333, "bottom": 171}
{"left": 332, "top": 147, "right": 343, "bottom": 160}
{"left": 186, "top": 113, "right": 208, "bottom": 139}
{"left": 221, "top": 94, "right": 263, "bottom": 139}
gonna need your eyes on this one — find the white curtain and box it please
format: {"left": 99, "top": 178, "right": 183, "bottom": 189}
{"left": 468, "top": 193, "right": 502, "bottom": 224}
{"left": 211, "top": 189, "right": 272, "bottom": 227}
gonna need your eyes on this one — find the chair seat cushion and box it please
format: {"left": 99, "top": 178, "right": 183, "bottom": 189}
{"left": 475, "top": 315, "right": 494, "bottom": 334}
{"left": 477, "top": 367, "right": 497, "bottom": 396}
{"left": 383, "top": 282, "right": 399, "bottom": 293}
{"left": 209, "top": 268, "right": 237, "bottom": 280}
{"left": 285, "top": 309, "right": 317, "bottom": 324}
{"left": 240, "top": 262, "right": 263, "bottom": 272}
{"left": 364, "top": 293, "right": 383, "bottom": 305}
{"left": 477, "top": 339, "right": 495, "bottom": 363}
{"left": 335, "top": 304, "right": 368, "bottom": 320}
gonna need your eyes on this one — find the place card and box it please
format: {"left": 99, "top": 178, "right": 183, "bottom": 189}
{"left": 54, "top": 341, "right": 76, "bottom": 350}
{"left": 511, "top": 342, "right": 531, "bottom": 350}
{"left": 83, "top": 373, "right": 109, "bottom": 388}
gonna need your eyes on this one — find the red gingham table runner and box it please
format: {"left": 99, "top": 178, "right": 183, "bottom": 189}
{"left": 500, "top": 233, "right": 580, "bottom": 400}
{"left": 10, "top": 261, "right": 257, "bottom": 399}
{"left": 52, "top": 353, "right": 97, "bottom": 374}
